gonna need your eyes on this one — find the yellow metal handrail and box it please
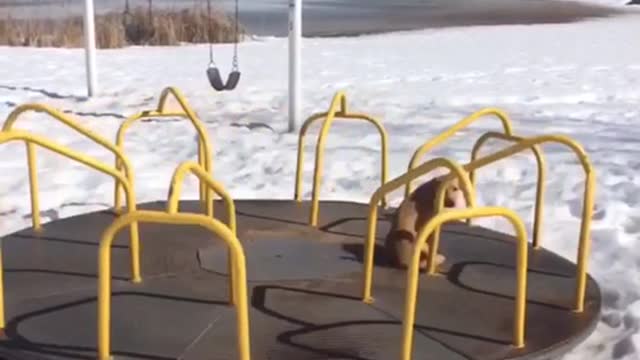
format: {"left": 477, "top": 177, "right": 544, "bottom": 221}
{"left": 423, "top": 131, "right": 548, "bottom": 275}
{"left": 115, "top": 86, "right": 215, "bottom": 217}
{"left": 2, "top": 103, "right": 136, "bottom": 227}
{"left": 469, "top": 131, "right": 546, "bottom": 249}
{"left": 157, "top": 88, "right": 214, "bottom": 215}
{"left": 0, "top": 130, "right": 141, "bottom": 329}
{"left": 401, "top": 206, "right": 529, "bottom": 360}
{"left": 167, "top": 161, "right": 236, "bottom": 232}
{"left": 427, "top": 133, "right": 592, "bottom": 312}
{"left": 97, "top": 210, "right": 251, "bottom": 360}
{"left": 361, "top": 157, "right": 476, "bottom": 303}
{"left": 295, "top": 90, "right": 389, "bottom": 227}
{"left": 405, "top": 108, "right": 513, "bottom": 197}
{"left": 167, "top": 160, "right": 238, "bottom": 303}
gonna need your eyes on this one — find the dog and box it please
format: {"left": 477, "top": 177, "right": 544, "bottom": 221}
{"left": 384, "top": 175, "right": 465, "bottom": 271}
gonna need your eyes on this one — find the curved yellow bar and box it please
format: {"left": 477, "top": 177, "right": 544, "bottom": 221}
{"left": 97, "top": 210, "right": 251, "bottom": 360}
{"left": 470, "top": 131, "right": 546, "bottom": 248}
{"left": 0, "top": 130, "right": 141, "bottom": 329}
{"left": 401, "top": 206, "right": 528, "bottom": 360}
{"left": 296, "top": 91, "right": 389, "bottom": 227}
{"left": 361, "top": 157, "right": 476, "bottom": 303}
{"left": 26, "top": 142, "right": 40, "bottom": 231}
{"left": 294, "top": 111, "right": 326, "bottom": 202}
{"left": 114, "top": 86, "right": 214, "bottom": 216}
{"left": 166, "top": 160, "right": 238, "bottom": 303}
{"left": 462, "top": 134, "right": 594, "bottom": 312}
{"left": 294, "top": 110, "right": 389, "bottom": 208}
{"left": 157, "top": 86, "right": 215, "bottom": 216}
{"left": 429, "top": 176, "right": 465, "bottom": 274}
{"left": 405, "top": 108, "right": 513, "bottom": 197}
{"left": 2, "top": 103, "right": 136, "bottom": 219}
{"left": 115, "top": 111, "right": 189, "bottom": 211}
{"left": 167, "top": 161, "right": 236, "bottom": 234}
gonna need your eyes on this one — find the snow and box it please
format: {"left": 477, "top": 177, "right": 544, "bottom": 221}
{"left": 1, "top": 9, "right": 640, "bottom": 360}
{"left": 574, "top": 0, "right": 633, "bottom": 7}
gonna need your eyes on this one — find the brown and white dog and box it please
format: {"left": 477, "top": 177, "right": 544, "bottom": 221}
{"left": 384, "top": 175, "right": 465, "bottom": 271}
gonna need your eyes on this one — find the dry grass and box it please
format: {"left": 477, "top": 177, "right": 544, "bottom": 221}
{"left": 0, "top": 5, "right": 245, "bottom": 48}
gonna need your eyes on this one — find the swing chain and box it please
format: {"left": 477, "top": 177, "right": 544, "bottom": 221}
{"left": 204, "top": 0, "right": 241, "bottom": 91}
{"left": 206, "top": 0, "right": 239, "bottom": 70}
{"left": 206, "top": 0, "right": 215, "bottom": 66}
{"left": 232, "top": 52, "right": 238, "bottom": 71}
{"left": 209, "top": 42, "right": 216, "bottom": 67}
{"left": 231, "top": 0, "right": 239, "bottom": 70}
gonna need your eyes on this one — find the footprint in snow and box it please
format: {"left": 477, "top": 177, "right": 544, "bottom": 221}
{"left": 568, "top": 197, "right": 606, "bottom": 221}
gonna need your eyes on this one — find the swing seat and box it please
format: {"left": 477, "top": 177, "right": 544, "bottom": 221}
{"left": 207, "top": 66, "right": 241, "bottom": 91}
{"left": 204, "top": 0, "right": 241, "bottom": 91}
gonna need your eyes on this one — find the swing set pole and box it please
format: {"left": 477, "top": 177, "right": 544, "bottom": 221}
{"left": 288, "top": 0, "right": 302, "bottom": 133}
{"left": 83, "top": 0, "right": 98, "bottom": 97}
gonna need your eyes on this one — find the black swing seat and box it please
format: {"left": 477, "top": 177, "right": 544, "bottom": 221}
{"left": 204, "top": 0, "right": 241, "bottom": 92}
{"left": 207, "top": 66, "right": 241, "bottom": 91}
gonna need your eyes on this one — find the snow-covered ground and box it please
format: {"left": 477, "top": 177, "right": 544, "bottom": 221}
{"left": 576, "top": 0, "right": 631, "bottom": 6}
{"left": 1, "top": 8, "right": 640, "bottom": 360}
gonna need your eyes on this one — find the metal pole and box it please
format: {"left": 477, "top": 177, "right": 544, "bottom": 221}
{"left": 83, "top": 0, "right": 98, "bottom": 97}
{"left": 288, "top": 0, "right": 301, "bottom": 133}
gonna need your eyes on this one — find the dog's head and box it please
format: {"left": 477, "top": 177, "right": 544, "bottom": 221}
{"left": 409, "top": 174, "right": 468, "bottom": 214}
{"left": 436, "top": 176, "right": 465, "bottom": 208}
